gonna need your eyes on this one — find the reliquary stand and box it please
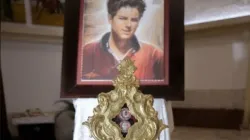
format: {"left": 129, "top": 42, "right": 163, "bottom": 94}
{"left": 81, "top": 58, "right": 170, "bottom": 140}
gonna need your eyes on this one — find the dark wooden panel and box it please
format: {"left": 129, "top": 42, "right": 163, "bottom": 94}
{"left": 0, "top": 45, "right": 12, "bottom": 140}
{"left": 173, "top": 108, "right": 244, "bottom": 129}
{"left": 18, "top": 123, "right": 56, "bottom": 140}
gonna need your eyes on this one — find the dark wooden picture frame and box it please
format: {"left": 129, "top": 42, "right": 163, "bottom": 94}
{"left": 61, "top": 0, "right": 184, "bottom": 100}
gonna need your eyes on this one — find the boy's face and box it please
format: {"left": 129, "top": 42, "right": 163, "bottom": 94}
{"left": 109, "top": 6, "right": 140, "bottom": 41}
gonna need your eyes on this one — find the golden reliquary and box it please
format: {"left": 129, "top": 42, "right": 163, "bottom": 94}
{"left": 83, "top": 58, "right": 168, "bottom": 140}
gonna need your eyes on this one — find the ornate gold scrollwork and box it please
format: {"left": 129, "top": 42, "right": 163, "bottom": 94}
{"left": 83, "top": 58, "right": 168, "bottom": 140}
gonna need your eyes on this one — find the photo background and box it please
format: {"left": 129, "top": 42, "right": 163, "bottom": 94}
{"left": 82, "top": 0, "right": 164, "bottom": 50}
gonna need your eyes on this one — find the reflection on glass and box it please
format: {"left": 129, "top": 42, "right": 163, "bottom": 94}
{"left": 31, "top": 0, "right": 64, "bottom": 26}
{"left": 1, "top": 0, "right": 26, "bottom": 23}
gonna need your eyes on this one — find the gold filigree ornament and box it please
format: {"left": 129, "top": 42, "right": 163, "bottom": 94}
{"left": 83, "top": 58, "right": 168, "bottom": 140}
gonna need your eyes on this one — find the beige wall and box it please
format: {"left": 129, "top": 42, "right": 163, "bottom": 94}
{"left": 173, "top": 24, "right": 249, "bottom": 109}
{"left": 1, "top": 41, "right": 62, "bottom": 113}
{"left": 1, "top": 24, "right": 249, "bottom": 114}
{"left": 185, "top": 30, "right": 248, "bottom": 90}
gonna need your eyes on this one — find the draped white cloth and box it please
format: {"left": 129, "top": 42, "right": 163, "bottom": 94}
{"left": 73, "top": 98, "right": 174, "bottom": 140}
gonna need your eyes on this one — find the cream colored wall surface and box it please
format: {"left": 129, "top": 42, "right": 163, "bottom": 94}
{"left": 185, "top": 25, "right": 249, "bottom": 90}
{"left": 1, "top": 41, "right": 63, "bottom": 113}
{"left": 1, "top": 24, "right": 249, "bottom": 113}
{"left": 174, "top": 24, "right": 249, "bottom": 109}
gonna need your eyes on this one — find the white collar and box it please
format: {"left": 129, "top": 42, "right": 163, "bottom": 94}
{"left": 106, "top": 42, "right": 135, "bottom": 63}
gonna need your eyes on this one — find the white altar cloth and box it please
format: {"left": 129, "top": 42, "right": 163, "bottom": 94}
{"left": 73, "top": 98, "right": 174, "bottom": 140}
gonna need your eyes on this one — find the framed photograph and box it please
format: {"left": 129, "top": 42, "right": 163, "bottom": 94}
{"left": 61, "top": 0, "right": 184, "bottom": 100}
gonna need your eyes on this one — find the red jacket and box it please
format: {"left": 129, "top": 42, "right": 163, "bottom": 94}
{"left": 81, "top": 33, "right": 164, "bottom": 80}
